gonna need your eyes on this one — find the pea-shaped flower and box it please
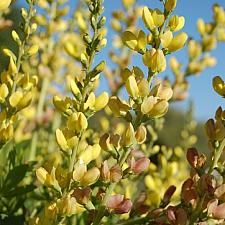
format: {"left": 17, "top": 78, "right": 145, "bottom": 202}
{"left": 142, "top": 48, "right": 166, "bottom": 73}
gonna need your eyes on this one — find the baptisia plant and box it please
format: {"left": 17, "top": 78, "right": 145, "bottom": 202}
{"left": 1, "top": 0, "right": 225, "bottom": 225}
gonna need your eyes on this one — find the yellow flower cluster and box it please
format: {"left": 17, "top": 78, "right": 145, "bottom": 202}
{"left": 0, "top": 0, "right": 38, "bottom": 146}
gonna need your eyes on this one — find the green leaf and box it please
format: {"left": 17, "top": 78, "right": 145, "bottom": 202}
{"left": 2, "top": 184, "right": 36, "bottom": 197}
{"left": 1, "top": 164, "right": 33, "bottom": 192}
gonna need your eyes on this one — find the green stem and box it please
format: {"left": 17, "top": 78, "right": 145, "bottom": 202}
{"left": 48, "top": 112, "right": 61, "bottom": 152}
{"left": 93, "top": 183, "right": 116, "bottom": 225}
{"left": 69, "top": 134, "right": 82, "bottom": 173}
{"left": 93, "top": 148, "right": 131, "bottom": 225}
{"left": 12, "top": 2, "right": 34, "bottom": 93}
{"left": 29, "top": 77, "right": 49, "bottom": 161}
{"left": 208, "top": 138, "right": 225, "bottom": 174}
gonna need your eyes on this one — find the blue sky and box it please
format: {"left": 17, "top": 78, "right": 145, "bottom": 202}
{"left": 18, "top": 0, "right": 225, "bottom": 121}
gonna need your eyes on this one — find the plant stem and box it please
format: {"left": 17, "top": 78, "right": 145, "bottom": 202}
{"left": 29, "top": 77, "right": 49, "bottom": 161}
{"left": 93, "top": 148, "right": 131, "bottom": 225}
{"left": 69, "top": 134, "right": 82, "bottom": 173}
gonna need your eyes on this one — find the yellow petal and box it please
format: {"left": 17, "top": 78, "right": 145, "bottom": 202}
{"left": 56, "top": 129, "right": 69, "bottom": 151}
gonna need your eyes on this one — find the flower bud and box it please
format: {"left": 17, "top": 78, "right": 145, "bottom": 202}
{"left": 17, "top": 91, "right": 32, "bottom": 110}
{"left": 91, "top": 61, "right": 106, "bottom": 78}
{"left": 188, "top": 40, "right": 202, "bottom": 59}
{"left": 125, "top": 76, "right": 139, "bottom": 99}
{"left": 0, "top": 84, "right": 9, "bottom": 103}
{"left": 99, "top": 133, "right": 112, "bottom": 151}
{"left": 36, "top": 167, "right": 48, "bottom": 185}
{"left": 168, "top": 16, "right": 185, "bottom": 32}
{"left": 137, "top": 30, "right": 147, "bottom": 53}
{"left": 122, "top": 0, "right": 135, "bottom": 9}
{"left": 165, "top": 0, "right": 177, "bottom": 12}
{"left": 160, "top": 31, "right": 173, "bottom": 48}
{"left": 138, "top": 79, "right": 149, "bottom": 97}
{"left": 218, "top": 28, "right": 225, "bottom": 41}
{"left": 27, "top": 45, "right": 39, "bottom": 56}
{"left": 214, "top": 184, "right": 225, "bottom": 200}
{"left": 36, "top": 167, "right": 61, "bottom": 192}
{"left": 73, "top": 160, "right": 87, "bottom": 182}
{"left": 110, "top": 165, "right": 122, "bottom": 182}
{"left": 8, "top": 57, "right": 18, "bottom": 74}
{"left": 57, "top": 195, "right": 77, "bottom": 216}
{"left": 9, "top": 91, "right": 23, "bottom": 107}
{"left": 142, "top": 7, "right": 155, "bottom": 30}
{"left": 53, "top": 95, "right": 71, "bottom": 114}
{"left": 212, "top": 203, "right": 225, "bottom": 219}
{"left": 186, "top": 148, "right": 199, "bottom": 168}
{"left": 181, "top": 178, "right": 197, "bottom": 205}
{"left": 122, "top": 123, "right": 136, "bottom": 147}
{"left": 162, "top": 185, "right": 176, "bottom": 206}
{"left": 202, "top": 55, "right": 217, "bottom": 68}
{"left": 108, "top": 96, "right": 130, "bottom": 117}
{"left": 152, "top": 9, "right": 165, "bottom": 27}
{"left": 213, "top": 5, "right": 225, "bottom": 24}
{"left": 12, "top": 30, "right": 21, "bottom": 44}
{"left": 77, "top": 112, "right": 88, "bottom": 131}
{"left": 122, "top": 31, "right": 138, "bottom": 51}
{"left": 70, "top": 79, "right": 81, "bottom": 97}
{"left": 80, "top": 167, "right": 100, "bottom": 186}
{"left": 197, "top": 18, "right": 206, "bottom": 35}
{"left": 107, "top": 194, "right": 133, "bottom": 214}
{"left": 79, "top": 144, "right": 101, "bottom": 164}
{"left": 202, "top": 35, "right": 217, "bottom": 51}
{"left": 56, "top": 128, "right": 69, "bottom": 152}
{"left": 213, "top": 76, "right": 225, "bottom": 97}
{"left": 94, "top": 92, "right": 109, "bottom": 111}
{"left": 72, "top": 187, "right": 92, "bottom": 205}
{"left": 142, "top": 48, "right": 166, "bottom": 73}
{"left": 132, "top": 157, "right": 150, "bottom": 174}
{"left": 167, "top": 32, "right": 188, "bottom": 52}
{"left": 101, "top": 160, "right": 110, "bottom": 182}
{"left": 111, "top": 19, "right": 122, "bottom": 32}
{"left": 141, "top": 96, "right": 157, "bottom": 115}
{"left": 135, "top": 125, "right": 147, "bottom": 144}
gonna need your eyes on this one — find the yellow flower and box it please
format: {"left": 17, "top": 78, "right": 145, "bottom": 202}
{"left": 188, "top": 40, "right": 202, "bottom": 59}
{"left": 125, "top": 76, "right": 139, "bottom": 99}
{"left": 168, "top": 16, "right": 185, "bottom": 32}
{"left": 121, "top": 123, "right": 136, "bottom": 147}
{"left": 55, "top": 128, "right": 70, "bottom": 152}
{"left": 197, "top": 18, "right": 205, "bottom": 36}
{"left": 167, "top": 32, "right": 188, "bottom": 52}
{"left": 0, "top": 0, "right": 11, "bottom": 11}
{"left": 142, "top": 48, "right": 166, "bottom": 73}
{"left": 165, "top": 0, "right": 177, "bottom": 12}
{"left": 142, "top": 6, "right": 155, "bottom": 30}
{"left": 0, "top": 84, "right": 9, "bottom": 103}
{"left": 122, "top": 30, "right": 147, "bottom": 53}
{"left": 94, "top": 92, "right": 109, "bottom": 111}
{"left": 80, "top": 167, "right": 100, "bottom": 186}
